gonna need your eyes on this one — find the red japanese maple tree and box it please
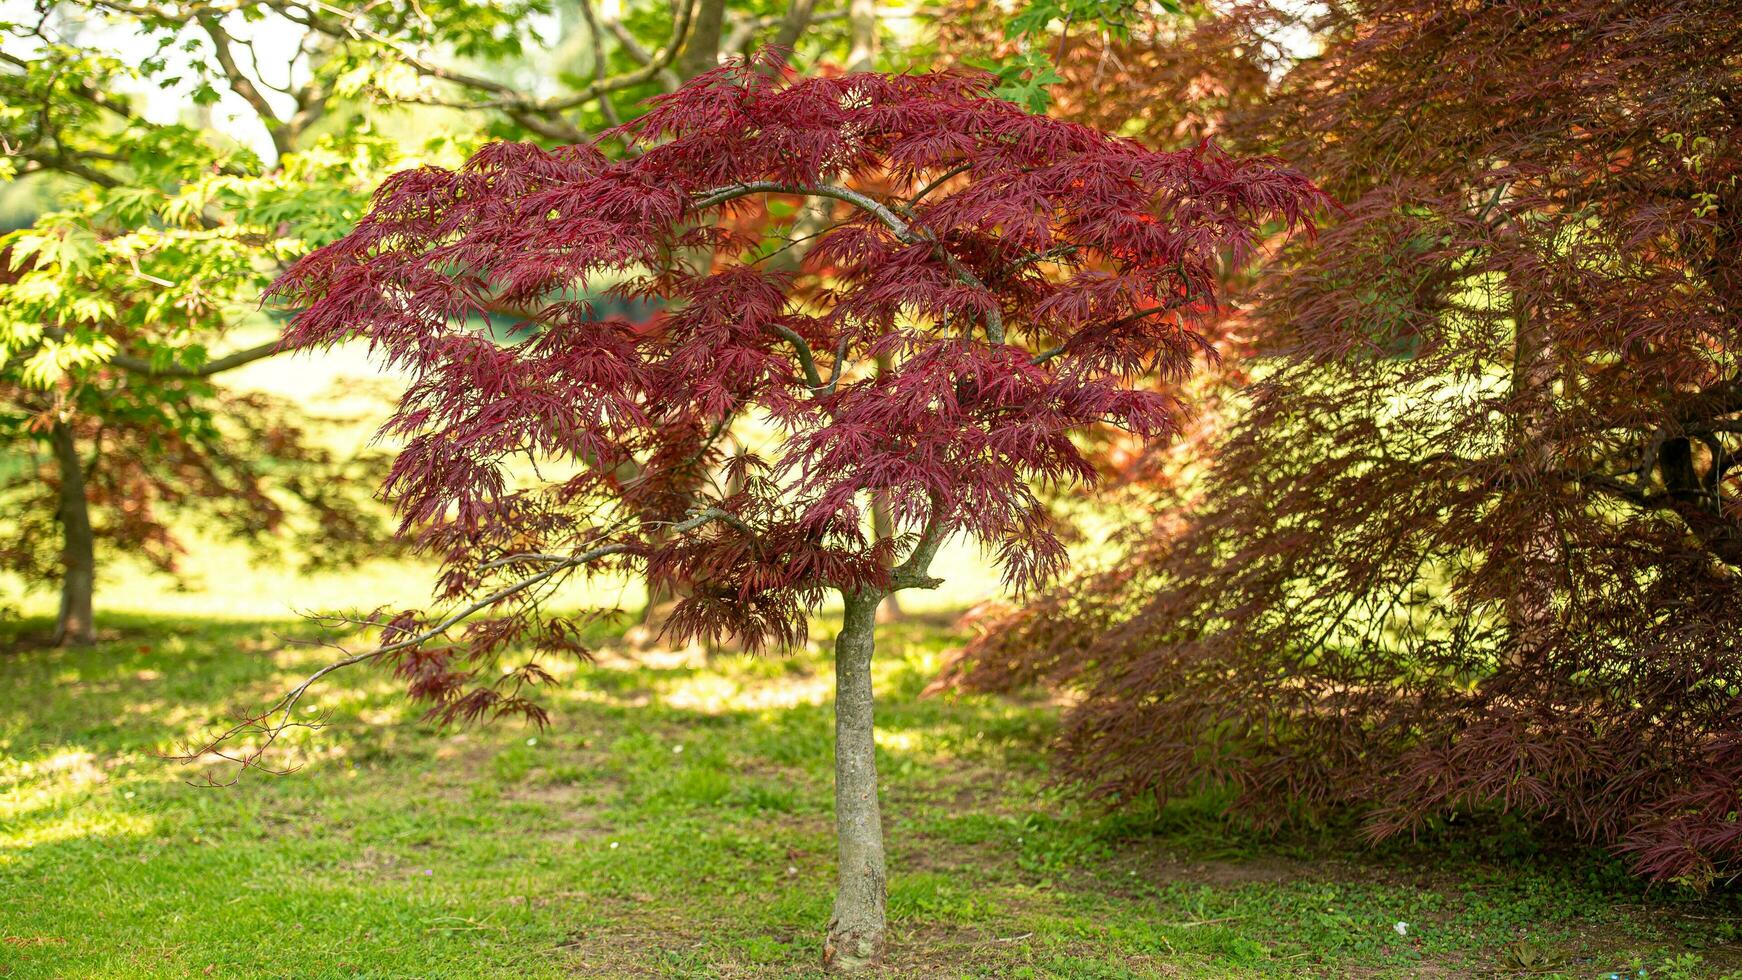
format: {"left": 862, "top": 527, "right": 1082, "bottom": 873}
{"left": 952, "top": 0, "right": 1742, "bottom": 886}
{"left": 263, "top": 53, "right": 1317, "bottom": 968}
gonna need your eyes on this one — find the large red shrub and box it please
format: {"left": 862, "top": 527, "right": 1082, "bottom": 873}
{"left": 263, "top": 54, "right": 1317, "bottom": 967}
{"left": 956, "top": 0, "right": 1742, "bottom": 885}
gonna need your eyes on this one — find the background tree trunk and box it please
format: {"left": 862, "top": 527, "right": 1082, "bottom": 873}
{"left": 50, "top": 420, "right": 96, "bottom": 646}
{"left": 825, "top": 588, "right": 887, "bottom": 971}
{"left": 677, "top": 0, "right": 726, "bottom": 78}
{"left": 846, "top": 0, "right": 877, "bottom": 72}
{"left": 1504, "top": 295, "right": 1558, "bottom": 664}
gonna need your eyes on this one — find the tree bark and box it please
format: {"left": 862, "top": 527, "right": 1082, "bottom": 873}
{"left": 771, "top": 0, "right": 818, "bottom": 53}
{"left": 846, "top": 0, "right": 877, "bottom": 72}
{"left": 870, "top": 351, "right": 903, "bottom": 622}
{"left": 1504, "top": 295, "right": 1557, "bottom": 663}
{"left": 869, "top": 493, "right": 904, "bottom": 623}
{"left": 677, "top": 0, "right": 726, "bottom": 79}
{"left": 825, "top": 588, "right": 887, "bottom": 972}
{"left": 49, "top": 421, "right": 96, "bottom": 647}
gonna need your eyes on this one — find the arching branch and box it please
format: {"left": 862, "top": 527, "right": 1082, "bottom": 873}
{"left": 170, "top": 508, "right": 732, "bottom": 784}
{"left": 693, "top": 180, "right": 1006, "bottom": 343}
{"left": 107, "top": 340, "right": 285, "bottom": 378}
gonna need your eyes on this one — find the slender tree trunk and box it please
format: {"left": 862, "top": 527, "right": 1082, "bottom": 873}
{"left": 869, "top": 494, "right": 904, "bottom": 623}
{"left": 825, "top": 588, "right": 887, "bottom": 972}
{"left": 50, "top": 421, "right": 96, "bottom": 647}
{"left": 1504, "top": 296, "right": 1557, "bottom": 664}
{"left": 870, "top": 351, "right": 904, "bottom": 623}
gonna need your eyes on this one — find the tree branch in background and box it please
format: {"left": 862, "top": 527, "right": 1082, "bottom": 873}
{"left": 15, "top": 150, "right": 123, "bottom": 188}
{"left": 770, "top": 0, "right": 819, "bottom": 54}
{"left": 260, "top": 0, "right": 698, "bottom": 125}
{"left": 197, "top": 13, "right": 292, "bottom": 156}
{"left": 107, "top": 340, "right": 286, "bottom": 378}
{"left": 602, "top": 5, "right": 684, "bottom": 91}
{"left": 576, "top": 0, "right": 624, "bottom": 128}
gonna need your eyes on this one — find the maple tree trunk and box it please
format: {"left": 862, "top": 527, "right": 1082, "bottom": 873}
{"left": 825, "top": 588, "right": 887, "bottom": 972}
{"left": 1504, "top": 296, "right": 1557, "bottom": 663}
{"left": 50, "top": 421, "right": 96, "bottom": 647}
{"left": 870, "top": 493, "right": 904, "bottom": 623}
{"left": 869, "top": 352, "right": 903, "bottom": 623}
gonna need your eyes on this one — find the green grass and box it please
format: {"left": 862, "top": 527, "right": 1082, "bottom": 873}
{"left": 4, "top": 612, "right": 1742, "bottom": 978}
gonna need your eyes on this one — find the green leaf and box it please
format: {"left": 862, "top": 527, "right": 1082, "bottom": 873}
{"left": 986, "top": 51, "right": 1064, "bottom": 115}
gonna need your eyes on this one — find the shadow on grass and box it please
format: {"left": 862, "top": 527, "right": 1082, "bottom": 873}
{"left": 2, "top": 614, "right": 1741, "bottom": 978}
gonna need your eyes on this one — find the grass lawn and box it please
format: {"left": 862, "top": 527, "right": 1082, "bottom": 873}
{"left": 4, "top": 610, "right": 1742, "bottom": 978}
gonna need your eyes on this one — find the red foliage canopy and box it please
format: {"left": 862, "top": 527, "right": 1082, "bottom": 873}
{"left": 271, "top": 54, "right": 1318, "bottom": 725}
{"left": 956, "top": 0, "right": 1742, "bottom": 884}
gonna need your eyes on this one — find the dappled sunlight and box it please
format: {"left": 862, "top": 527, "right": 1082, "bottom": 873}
{"left": 14, "top": 747, "right": 102, "bottom": 781}
{"left": 873, "top": 730, "right": 923, "bottom": 753}
{"left": 0, "top": 803, "right": 157, "bottom": 855}
{"left": 3, "top": 753, "right": 109, "bottom": 799}
{"left": 0, "top": 752, "right": 159, "bottom": 858}
{"left": 4, "top": 611, "right": 1740, "bottom": 976}
{"left": 657, "top": 668, "right": 834, "bottom": 715}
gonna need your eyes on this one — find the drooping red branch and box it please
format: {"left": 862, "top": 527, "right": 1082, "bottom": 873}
{"left": 951, "top": 0, "right": 1742, "bottom": 887}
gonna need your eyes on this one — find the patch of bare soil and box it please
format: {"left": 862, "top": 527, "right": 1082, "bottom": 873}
{"left": 556, "top": 919, "right": 1187, "bottom": 979}
{"left": 886, "top": 922, "right": 1186, "bottom": 978}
